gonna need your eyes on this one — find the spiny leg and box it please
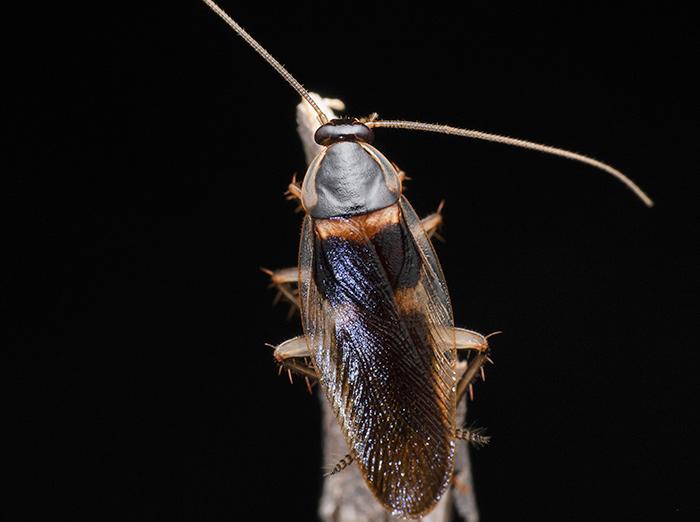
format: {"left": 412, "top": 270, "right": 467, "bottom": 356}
{"left": 420, "top": 199, "right": 445, "bottom": 239}
{"left": 455, "top": 427, "right": 491, "bottom": 448}
{"left": 452, "top": 329, "right": 497, "bottom": 449}
{"left": 261, "top": 176, "right": 302, "bottom": 312}
{"left": 270, "top": 335, "right": 317, "bottom": 389}
{"left": 261, "top": 266, "right": 299, "bottom": 312}
{"left": 285, "top": 173, "right": 302, "bottom": 210}
{"left": 454, "top": 328, "right": 499, "bottom": 402}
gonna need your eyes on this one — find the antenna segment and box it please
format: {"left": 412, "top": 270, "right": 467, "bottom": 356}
{"left": 366, "top": 120, "right": 654, "bottom": 207}
{"left": 201, "top": 0, "right": 329, "bottom": 124}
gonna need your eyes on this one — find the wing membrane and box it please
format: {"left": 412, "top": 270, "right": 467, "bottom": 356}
{"left": 299, "top": 200, "right": 456, "bottom": 517}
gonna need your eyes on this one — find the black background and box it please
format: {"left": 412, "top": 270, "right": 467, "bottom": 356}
{"left": 7, "top": 1, "right": 697, "bottom": 520}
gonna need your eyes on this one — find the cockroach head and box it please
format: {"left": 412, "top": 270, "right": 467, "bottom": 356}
{"left": 314, "top": 118, "right": 375, "bottom": 146}
{"left": 302, "top": 121, "right": 400, "bottom": 218}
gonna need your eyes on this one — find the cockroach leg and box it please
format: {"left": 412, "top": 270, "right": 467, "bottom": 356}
{"left": 454, "top": 427, "right": 491, "bottom": 448}
{"left": 271, "top": 335, "right": 318, "bottom": 381}
{"left": 420, "top": 203, "right": 444, "bottom": 239}
{"left": 284, "top": 174, "right": 305, "bottom": 213}
{"left": 281, "top": 359, "right": 317, "bottom": 381}
{"left": 285, "top": 173, "right": 302, "bottom": 201}
{"left": 324, "top": 453, "right": 354, "bottom": 478}
{"left": 387, "top": 161, "right": 411, "bottom": 191}
{"left": 456, "top": 354, "right": 489, "bottom": 402}
{"left": 261, "top": 266, "right": 299, "bottom": 311}
{"left": 273, "top": 335, "right": 310, "bottom": 360}
{"left": 454, "top": 327, "right": 492, "bottom": 402}
{"left": 454, "top": 327, "right": 489, "bottom": 352}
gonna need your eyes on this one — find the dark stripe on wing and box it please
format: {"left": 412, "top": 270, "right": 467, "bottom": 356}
{"left": 307, "top": 204, "right": 455, "bottom": 517}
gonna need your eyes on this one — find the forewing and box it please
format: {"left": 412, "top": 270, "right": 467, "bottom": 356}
{"left": 299, "top": 204, "right": 456, "bottom": 517}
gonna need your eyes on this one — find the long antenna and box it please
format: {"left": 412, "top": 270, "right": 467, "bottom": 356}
{"left": 200, "top": 0, "right": 329, "bottom": 125}
{"left": 366, "top": 120, "right": 654, "bottom": 207}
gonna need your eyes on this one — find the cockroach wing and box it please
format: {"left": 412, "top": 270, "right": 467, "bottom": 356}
{"left": 299, "top": 198, "right": 457, "bottom": 517}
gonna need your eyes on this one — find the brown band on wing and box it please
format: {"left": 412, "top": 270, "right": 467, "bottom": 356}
{"left": 394, "top": 286, "right": 421, "bottom": 314}
{"left": 314, "top": 204, "right": 400, "bottom": 240}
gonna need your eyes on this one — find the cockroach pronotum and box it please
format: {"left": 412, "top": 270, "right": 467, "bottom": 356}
{"left": 200, "top": 0, "right": 653, "bottom": 518}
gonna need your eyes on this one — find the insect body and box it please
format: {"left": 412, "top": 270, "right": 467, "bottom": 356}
{"left": 270, "top": 116, "right": 492, "bottom": 516}
{"left": 298, "top": 120, "right": 460, "bottom": 516}
{"left": 272, "top": 117, "right": 492, "bottom": 518}
{"left": 200, "top": 0, "right": 653, "bottom": 517}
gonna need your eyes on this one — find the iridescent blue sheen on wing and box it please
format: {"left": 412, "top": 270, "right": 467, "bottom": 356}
{"left": 299, "top": 199, "right": 456, "bottom": 517}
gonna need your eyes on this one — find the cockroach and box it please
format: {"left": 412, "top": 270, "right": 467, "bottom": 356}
{"left": 200, "top": 0, "right": 653, "bottom": 517}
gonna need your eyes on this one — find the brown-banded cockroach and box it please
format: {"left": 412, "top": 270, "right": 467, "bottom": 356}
{"left": 200, "top": 0, "right": 654, "bottom": 518}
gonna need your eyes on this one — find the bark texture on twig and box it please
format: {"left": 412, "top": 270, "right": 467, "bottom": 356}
{"left": 295, "top": 95, "right": 480, "bottom": 522}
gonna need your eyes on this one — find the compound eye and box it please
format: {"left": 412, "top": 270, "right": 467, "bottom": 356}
{"left": 313, "top": 124, "right": 336, "bottom": 145}
{"left": 353, "top": 124, "right": 374, "bottom": 144}
{"left": 314, "top": 119, "right": 375, "bottom": 145}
